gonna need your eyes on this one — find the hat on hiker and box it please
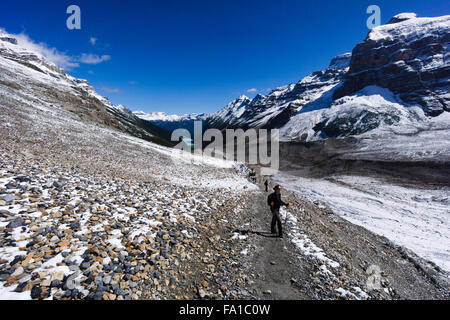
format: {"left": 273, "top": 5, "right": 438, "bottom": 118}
{"left": 273, "top": 185, "right": 281, "bottom": 191}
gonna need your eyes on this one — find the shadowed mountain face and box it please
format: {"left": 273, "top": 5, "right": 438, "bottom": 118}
{"left": 334, "top": 13, "right": 450, "bottom": 117}
{"left": 0, "top": 29, "right": 173, "bottom": 147}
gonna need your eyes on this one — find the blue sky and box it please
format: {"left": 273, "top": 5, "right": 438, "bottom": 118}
{"left": 1, "top": 0, "right": 448, "bottom": 114}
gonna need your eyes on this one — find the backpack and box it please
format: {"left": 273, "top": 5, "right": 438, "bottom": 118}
{"left": 267, "top": 193, "right": 274, "bottom": 207}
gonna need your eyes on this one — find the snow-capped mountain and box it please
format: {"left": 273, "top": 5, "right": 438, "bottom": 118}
{"left": 133, "top": 111, "right": 208, "bottom": 122}
{"left": 0, "top": 29, "right": 172, "bottom": 147}
{"left": 205, "top": 53, "right": 352, "bottom": 130}
{"left": 199, "top": 13, "right": 450, "bottom": 162}
{"left": 279, "top": 13, "right": 450, "bottom": 162}
{"left": 206, "top": 95, "right": 253, "bottom": 129}
{"left": 334, "top": 13, "right": 450, "bottom": 116}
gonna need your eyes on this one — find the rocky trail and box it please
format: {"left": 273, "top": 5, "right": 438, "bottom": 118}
{"left": 0, "top": 151, "right": 262, "bottom": 300}
{"left": 232, "top": 190, "right": 309, "bottom": 300}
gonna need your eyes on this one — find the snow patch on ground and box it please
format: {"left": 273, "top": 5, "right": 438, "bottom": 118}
{"left": 280, "top": 207, "right": 340, "bottom": 269}
{"left": 275, "top": 172, "right": 450, "bottom": 272}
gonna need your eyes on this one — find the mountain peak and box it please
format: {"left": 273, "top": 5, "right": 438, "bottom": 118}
{"left": 328, "top": 53, "right": 352, "bottom": 70}
{"left": 387, "top": 13, "right": 419, "bottom": 24}
{"left": 0, "top": 29, "right": 18, "bottom": 45}
{"left": 367, "top": 14, "right": 449, "bottom": 43}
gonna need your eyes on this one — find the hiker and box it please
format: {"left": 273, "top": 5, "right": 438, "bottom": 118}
{"left": 264, "top": 180, "right": 269, "bottom": 192}
{"left": 268, "top": 185, "right": 289, "bottom": 238}
{"left": 249, "top": 170, "right": 256, "bottom": 183}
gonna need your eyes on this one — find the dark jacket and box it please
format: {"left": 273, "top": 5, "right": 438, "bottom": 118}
{"left": 268, "top": 192, "right": 288, "bottom": 210}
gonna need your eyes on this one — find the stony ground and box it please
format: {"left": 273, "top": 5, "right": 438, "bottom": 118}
{"left": 0, "top": 97, "right": 449, "bottom": 300}
{"left": 1, "top": 151, "right": 449, "bottom": 300}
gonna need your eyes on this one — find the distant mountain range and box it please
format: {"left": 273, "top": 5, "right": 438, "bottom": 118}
{"left": 134, "top": 13, "right": 450, "bottom": 162}
{"left": 135, "top": 52, "right": 352, "bottom": 132}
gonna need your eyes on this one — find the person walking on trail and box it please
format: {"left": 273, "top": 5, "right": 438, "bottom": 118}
{"left": 249, "top": 170, "right": 256, "bottom": 183}
{"left": 264, "top": 179, "right": 269, "bottom": 192}
{"left": 268, "top": 185, "right": 289, "bottom": 238}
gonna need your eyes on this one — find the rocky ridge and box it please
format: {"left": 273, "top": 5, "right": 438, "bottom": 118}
{"left": 334, "top": 13, "right": 450, "bottom": 116}
{"left": 0, "top": 29, "right": 172, "bottom": 147}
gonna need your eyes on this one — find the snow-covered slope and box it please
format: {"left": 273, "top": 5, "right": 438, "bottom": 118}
{"left": 274, "top": 171, "right": 450, "bottom": 273}
{"left": 280, "top": 85, "right": 450, "bottom": 162}
{"left": 203, "top": 14, "right": 449, "bottom": 159}
{"left": 0, "top": 29, "right": 172, "bottom": 146}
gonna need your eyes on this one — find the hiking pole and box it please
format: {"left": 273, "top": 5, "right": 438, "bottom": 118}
{"left": 284, "top": 204, "right": 289, "bottom": 237}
